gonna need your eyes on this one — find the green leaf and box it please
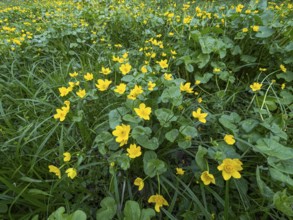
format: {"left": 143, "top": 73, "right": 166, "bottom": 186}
{"left": 255, "top": 26, "right": 274, "bottom": 38}
{"left": 144, "top": 159, "right": 167, "bottom": 178}
{"left": 155, "top": 108, "right": 177, "bottom": 127}
{"left": 273, "top": 190, "right": 293, "bottom": 217}
{"left": 160, "top": 86, "right": 182, "bottom": 106}
{"left": 123, "top": 114, "right": 141, "bottom": 124}
{"left": 260, "top": 121, "right": 287, "bottom": 140}
{"left": 140, "top": 208, "right": 156, "bottom": 220}
{"left": 254, "top": 139, "right": 293, "bottom": 160}
{"left": 123, "top": 201, "right": 141, "bottom": 220}
{"left": 96, "top": 197, "right": 117, "bottom": 220}
{"left": 194, "top": 73, "right": 213, "bottom": 83}
{"left": 218, "top": 112, "right": 241, "bottom": 132}
{"left": 69, "top": 210, "right": 87, "bottom": 220}
{"left": 195, "top": 146, "right": 208, "bottom": 170}
{"left": 178, "top": 139, "right": 191, "bottom": 149}
{"left": 269, "top": 168, "right": 293, "bottom": 187}
{"left": 136, "top": 136, "right": 159, "bottom": 150}
{"left": 196, "top": 53, "right": 210, "bottom": 68}
{"left": 256, "top": 166, "right": 274, "bottom": 199}
{"left": 109, "top": 107, "right": 129, "bottom": 129}
{"left": 240, "top": 55, "right": 257, "bottom": 63}
{"left": 268, "top": 157, "right": 293, "bottom": 175}
{"left": 241, "top": 119, "right": 259, "bottom": 133}
{"left": 165, "top": 129, "right": 179, "bottom": 142}
{"left": 179, "top": 126, "right": 198, "bottom": 138}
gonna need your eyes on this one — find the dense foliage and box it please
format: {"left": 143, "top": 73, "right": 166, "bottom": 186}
{"left": 0, "top": 0, "right": 292, "bottom": 219}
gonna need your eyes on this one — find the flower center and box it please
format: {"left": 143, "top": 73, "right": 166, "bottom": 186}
{"left": 224, "top": 164, "right": 234, "bottom": 173}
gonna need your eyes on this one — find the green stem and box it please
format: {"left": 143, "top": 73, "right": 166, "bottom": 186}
{"left": 224, "top": 180, "right": 230, "bottom": 220}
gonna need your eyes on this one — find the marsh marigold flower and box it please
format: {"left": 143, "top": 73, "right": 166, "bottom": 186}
{"left": 252, "top": 25, "right": 259, "bottom": 32}
{"left": 134, "top": 177, "right": 144, "bottom": 191}
{"left": 250, "top": 82, "right": 262, "bottom": 92}
{"left": 164, "top": 73, "right": 173, "bottom": 80}
{"left": 280, "top": 64, "right": 287, "bottom": 73}
{"left": 147, "top": 81, "right": 156, "bottom": 91}
{"left": 158, "top": 59, "right": 168, "bottom": 69}
{"left": 127, "top": 144, "right": 142, "bottom": 159}
{"left": 134, "top": 103, "right": 152, "bottom": 120}
{"left": 148, "top": 194, "right": 169, "bottom": 212}
{"left": 65, "top": 168, "right": 77, "bottom": 179}
{"left": 54, "top": 108, "right": 68, "bottom": 122}
{"left": 217, "top": 158, "right": 243, "bottom": 181}
{"left": 48, "top": 165, "right": 61, "bottom": 179}
{"left": 112, "top": 124, "right": 131, "bottom": 146}
{"left": 180, "top": 82, "right": 193, "bottom": 93}
{"left": 192, "top": 108, "right": 208, "bottom": 123}
{"left": 242, "top": 28, "right": 248, "bottom": 33}
{"left": 127, "top": 85, "right": 143, "bottom": 100}
{"left": 76, "top": 89, "right": 86, "bottom": 98}
{"left": 119, "top": 63, "right": 132, "bottom": 75}
{"left": 176, "top": 168, "right": 185, "bottom": 175}
{"left": 69, "top": 72, "right": 78, "bottom": 77}
{"left": 114, "top": 83, "right": 126, "bottom": 95}
{"left": 141, "top": 65, "right": 147, "bottom": 73}
{"left": 201, "top": 171, "right": 215, "bottom": 185}
{"left": 96, "top": 79, "right": 112, "bottom": 91}
{"left": 224, "top": 134, "right": 236, "bottom": 145}
{"left": 84, "top": 72, "right": 93, "bottom": 81}
{"left": 63, "top": 152, "right": 71, "bottom": 162}
{"left": 100, "top": 67, "right": 111, "bottom": 75}
{"left": 59, "top": 87, "right": 70, "bottom": 97}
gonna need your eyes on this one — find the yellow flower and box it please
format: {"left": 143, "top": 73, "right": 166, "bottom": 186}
{"left": 141, "top": 65, "right": 147, "bottom": 73}
{"left": 148, "top": 194, "right": 169, "bottom": 213}
{"left": 252, "top": 25, "right": 259, "bottom": 32}
{"left": 183, "top": 16, "right": 192, "bottom": 24}
{"left": 84, "top": 72, "right": 93, "bottom": 81}
{"left": 281, "top": 83, "right": 286, "bottom": 90}
{"left": 195, "top": 80, "right": 201, "bottom": 85}
{"left": 48, "top": 165, "right": 61, "bottom": 179}
{"left": 197, "top": 97, "right": 203, "bottom": 103}
{"left": 59, "top": 87, "right": 70, "bottom": 97}
{"left": 224, "top": 134, "right": 236, "bottom": 145}
{"left": 147, "top": 81, "right": 156, "bottom": 91}
{"left": 213, "top": 68, "right": 221, "bottom": 73}
{"left": 53, "top": 108, "right": 68, "bottom": 122}
{"left": 63, "top": 152, "right": 71, "bottom": 162}
{"left": 176, "top": 168, "right": 185, "bottom": 175}
{"left": 76, "top": 89, "right": 86, "bottom": 98}
{"left": 134, "top": 103, "right": 152, "bottom": 120}
{"left": 122, "top": 52, "right": 128, "bottom": 59}
{"left": 69, "top": 72, "right": 78, "bottom": 77}
{"left": 242, "top": 28, "right": 248, "bottom": 33}
{"left": 127, "top": 85, "right": 143, "bottom": 100}
{"left": 192, "top": 108, "right": 208, "bottom": 123}
{"left": 259, "top": 68, "right": 267, "bottom": 72}
{"left": 164, "top": 73, "right": 173, "bottom": 81}
{"left": 100, "top": 67, "right": 111, "bottom": 75}
{"left": 112, "top": 124, "right": 131, "bottom": 147}
{"left": 114, "top": 83, "right": 126, "bottom": 95}
{"left": 217, "top": 158, "right": 243, "bottom": 181}
{"left": 236, "top": 4, "right": 244, "bottom": 13}
{"left": 127, "top": 144, "right": 142, "bottom": 159}
{"left": 250, "top": 82, "right": 262, "bottom": 92}
{"left": 280, "top": 64, "right": 287, "bottom": 73}
{"left": 180, "top": 82, "right": 193, "bottom": 93}
{"left": 158, "top": 59, "right": 168, "bottom": 69}
{"left": 95, "top": 79, "right": 112, "bottom": 91}
{"left": 119, "top": 63, "right": 132, "bottom": 75}
{"left": 65, "top": 168, "right": 77, "bottom": 179}
{"left": 134, "top": 177, "right": 144, "bottom": 191}
{"left": 200, "top": 171, "right": 216, "bottom": 185}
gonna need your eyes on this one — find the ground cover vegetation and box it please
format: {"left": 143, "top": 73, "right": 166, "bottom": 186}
{"left": 0, "top": 0, "right": 292, "bottom": 219}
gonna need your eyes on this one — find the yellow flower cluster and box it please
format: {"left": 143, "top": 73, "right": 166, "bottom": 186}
{"left": 48, "top": 152, "right": 77, "bottom": 179}
{"left": 53, "top": 100, "right": 70, "bottom": 122}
